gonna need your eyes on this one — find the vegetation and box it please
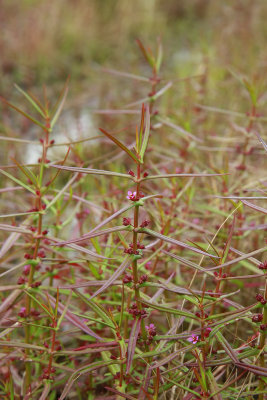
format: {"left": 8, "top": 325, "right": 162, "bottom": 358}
{"left": 0, "top": 1, "right": 266, "bottom": 399}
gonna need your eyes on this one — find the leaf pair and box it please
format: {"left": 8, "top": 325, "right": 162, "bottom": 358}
{"left": 136, "top": 38, "right": 163, "bottom": 74}
{"left": 1, "top": 79, "right": 69, "bottom": 131}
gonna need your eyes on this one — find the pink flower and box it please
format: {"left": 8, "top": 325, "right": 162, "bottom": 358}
{"left": 145, "top": 323, "right": 156, "bottom": 337}
{"left": 18, "top": 307, "right": 27, "bottom": 318}
{"left": 145, "top": 323, "right": 155, "bottom": 331}
{"left": 187, "top": 334, "right": 199, "bottom": 344}
{"left": 127, "top": 191, "right": 137, "bottom": 201}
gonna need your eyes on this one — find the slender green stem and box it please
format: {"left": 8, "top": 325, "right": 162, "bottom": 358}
{"left": 258, "top": 278, "right": 267, "bottom": 400}
{"left": 24, "top": 118, "right": 51, "bottom": 395}
{"left": 131, "top": 165, "right": 148, "bottom": 343}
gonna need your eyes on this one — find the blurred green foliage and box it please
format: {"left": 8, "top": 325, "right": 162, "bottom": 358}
{"left": 1, "top": 0, "right": 267, "bottom": 93}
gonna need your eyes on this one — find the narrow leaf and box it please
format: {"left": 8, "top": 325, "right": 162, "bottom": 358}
{"left": 140, "top": 105, "right": 150, "bottom": 163}
{"left": 162, "top": 250, "right": 214, "bottom": 276}
{"left": 10, "top": 157, "right": 39, "bottom": 187}
{"left": 59, "top": 361, "right": 118, "bottom": 400}
{"left": 46, "top": 293, "right": 103, "bottom": 341}
{"left": 206, "top": 246, "right": 267, "bottom": 271}
{"left": 157, "top": 116, "right": 202, "bottom": 142}
{"left": 45, "top": 173, "right": 78, "bottom": 211}
{"left": 105, "top": 387, "right": 136, "bottom": 400}
{"left": 142, "top": 172, "right": 228, "bottom": 181}
{"left": 125, "top": 82, "right": 172, "bottom": 108}
{"left": 90, "top": 257, "right": 130, "bottom": 299}
{"left": 0, "top": 135, "right": 39, "bottom": 144}
{"left": 0, "top": 232, "right": 21, "bottom": 258}
{"left": 51, "top": 226, "right": 127, "bottom": 247}
{"left": 99, "top": 128, "right": 140, "bottom": 164}
{"left": 51, "top": 237, "right": 110, "bottom": 259}
{"left": 221, "top": 216, "right": 235, "bottom": 264}
{"left": 0, "top": 224, "right": 30, "bottom": 234}
{"left": 51, "top": 86, "right": 68, "bottom": 128}
{"left": 0, "top": 340, "right": 46, "bottom": 351}
{"left": 51, "top": 164, "right": 132, "bottom": 179}
{"left": 235, "top": 362, "right": 267, "bottom": 377}
{"left": 156, "top": 37, "right": 163, "bottom": 73}
{"left": 0, "top": 290, "right": 23, "bottom": 315}
{"left": 136, "top": 39, "right": 155, "bottom": 68}
{"left": 151, "top": 344, "right": 194, "bottom": 369}
{"left": 0, "top": 168, "right": 35, "bottom": 194}
{"left": 138, "top": 366, "right": 152, "bottom": 400}
{"left": 56, "top": 293, "right": 72, "bottom": 329}
{"left": 126, "top": 317, "right": 141, "bottom": 374}
{"left": 140, "top": 299, "right": 197, "bottom": 319}
{"left": 24, "top": 290, "right": 54, "bottom": 319}
{"left": 85, "top": 204, "right": 135, "bottom": 236}
{"left": 215, "top": 331, "right": 239, "bottom": 363}
{"left": 140, "top": 228, "right": 218, "bottom": 258}
{"left": 255, "top": 130, "right": 267, "bottom": 152}
{"left": 138, "top": 103, "right": 145, "bottom": 152}
{"left": 73, "top": 289, "right": 115, "bottom": 327}
{"left": 242, "top": 200, "right": 267, "bottom": 214}
{"left": 14, "top": 84, "right": 46, "bottom": 118}
{"left": 59, "top": 280, "right": 121, "bottom": 289}
{"left": 0, "top": 211, "right": 40, "bottom": 218}
{"left": 0, "top": 97, "right": 46, "bottom": 129}
{"left": 39, "top": 383, "right": 51, "bottom": 400}
{"left": 151, "top": 272, "right": 174, "bottom": 301}
{"left": 102, "top": 67, "right": 149, "bottom": 82}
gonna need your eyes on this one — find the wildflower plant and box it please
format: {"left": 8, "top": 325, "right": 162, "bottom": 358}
{"left": 0, "top": 39, "right": 266, "bottom": 400}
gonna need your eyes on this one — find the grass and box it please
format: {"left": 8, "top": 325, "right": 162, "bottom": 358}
{"left": 0, "top": 2, "right": 267, "bottom": 399}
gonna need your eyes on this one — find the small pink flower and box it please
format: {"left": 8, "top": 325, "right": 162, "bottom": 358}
{"left": 145, "top": 323, "right": 156, "bottom": 337}
{"left": 145, "top": 261, "right": 152, "bottom": 270}
{"left": 187, "top": 334, "right": 199, "bottom": 344}
{"left": 18, "top": 307, "right": 27, "bottom": 318}
{"left": 145, "top": 323, "right": 155, "bottom": 331}
{"left": 127, "top": 191, "right": 137, "bottom": 200}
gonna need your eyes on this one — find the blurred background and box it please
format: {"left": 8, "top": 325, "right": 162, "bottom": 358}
{"left": 1, "top": 0, "right": 267, "bottom": 94}
{"left": 1, "top": 0, "right": 267, "bottom": 168}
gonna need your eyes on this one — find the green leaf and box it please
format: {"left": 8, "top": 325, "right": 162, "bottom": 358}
{"left": 59, "top": 360, "right": 118, "bottom": 400}
{"left": 215, "top": 331, "right": 238, "bottom": 362}
{"left": 14, "top": 84, "right": 46, "bottom": 118}
{"left": 51, "top": 164, "right": 133, "bottom": 179}
{"left": 140, "top": 105, "right": 150, "bottom": 163}
{"left": 0, "top": 97, "right": 46, "bottom": 130}
{"left": 136, "top": 39, "right": 155, "bottom": 68}
{"left": 221, "top": 216, "right": 235, "bottom": 264}
{"left": 50, "top": 84, "right": 68, "bottom": 128}
{"left": 90, "top": 256, "right": 131, "bottom": 300}
{"left": 139, "top": 228, "right": 218, "bottom": 258}
{"left": 140, "top": 299, "right": 198, "bottom": 319}
{"left": 142, "top": 172, "right": 228, "bottom": 181}
{"left": 56, "top": 292, "right": 72, "bottom": 329}
{"left": 126, "top": 317, "right": 141, "bottom": 374}
{"left": 156, "top": 37, "right": 163, "bottom": 73}
{"left": 162, "top": 250, "right": 214, "bottom": 276}
{"left": 45, "top": 173, "right": 77, "bottom": 211}
{"left": 73, "top": 289, "right": 115, "bottom": 327}
{"left": 24, "top": 290, "right": 54, "bottom": 320}
{"left": 99, "top": 128, "right": 140, "bottom": 164}
{"left": 10, "top": 157, "right": 39, "bottom": 187}
{"left": 0, "top": 169, "right": 35, "bottom": 194}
